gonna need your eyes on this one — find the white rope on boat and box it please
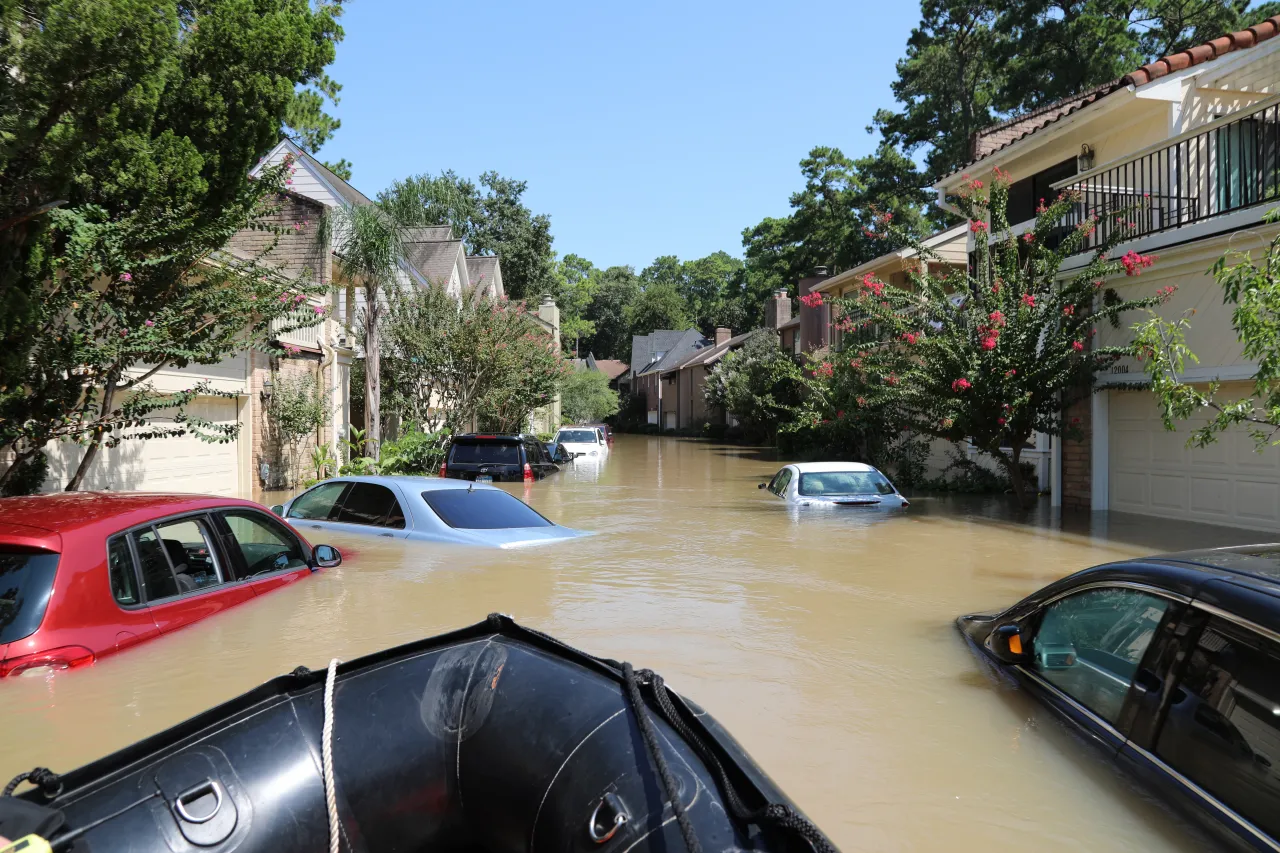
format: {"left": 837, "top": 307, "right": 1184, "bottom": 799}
{"left": 323, "top": 657, "right": 341, "bottom": 853}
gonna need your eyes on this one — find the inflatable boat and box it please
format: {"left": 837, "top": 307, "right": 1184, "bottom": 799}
{"left": 0, "top": 615, "right": 835, "bottom": 853}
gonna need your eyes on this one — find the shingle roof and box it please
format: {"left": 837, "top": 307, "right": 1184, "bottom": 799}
{"left": 957, "top": 14, "right": 1280, "bottom": 175}
{"left": 465, "top": 256, "right": 500, "bottom": 297}
{"left": 661, "top": 330, "right": 753, "bottom": 373}
{"left": 405, "top": 239, "right": 464, "bottom": 286}
{"left": 594, "top": 359, "right": 629, "bottom": 380}
{"left": 405, "top": 225, "right": 456, "bottom": 242}
{"left": 629, "top": 330, "right": 707, "bottom": 377}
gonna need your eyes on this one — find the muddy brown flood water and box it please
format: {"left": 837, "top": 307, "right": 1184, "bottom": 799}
{"left": 3, "top": 436, "right": 1272, "bottom": 850}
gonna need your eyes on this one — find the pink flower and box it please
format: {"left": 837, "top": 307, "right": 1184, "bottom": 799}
{"left": 313, "top": 305, "right": 327, "bottom": 315}
{"left": 1121, "top": 250, "right": 1156, "bottom": 276}
{"left": 856, "top": 397, "right": 866, "bottom": 406}
{"left": 862, "top": 273, "right": 884, "bottom": 296}
{"left": 1072, "top": 340, "right": 1085, "bottom": 352}
{"left": 879, "top": 212, "right": 893, "bottom": 224}
{"left": 969, "top": 179, "right": 984, "bottom": 190}
{"left": 799, "top": 292, "right": 824, "bottom": 308}
{"left": 970, "top": 220, "right": 988, "bottom": 234}
{"left": 1005, "top": 369, "right": 1016, "bottom": 378}
{"left": 815, "top": 361, "right": 834, "bottom": 378}
{"left": 1022, "top": 232, "right": 1034, "bottom": 244}
{"left": 119, "top": 329, "right": 128, "bottom": 337}
{"left": 1063, "top": 304, "right": 1075, "bottom": 316}
{"left": 118, "top": 272, "right": 133, "bottom": 282}
{"left": 941, "top": 417, "right": 954, "bottom": 429}
{"left": 849, "top": 358, "right": 862, "bottom": 368}
{"left": 952, "top": 378, "right": 971, "bottom": 392}
{"left": 1021, "top": 294, "right": 1036, "bottom": 309}
{"left": 885, "top": 374, "right": 898, "bottom": 386}
{"left": 1157, "top": 285, "right": 1177, "bottom": 303}
{"left": 981, "top": 335, "right": 998, "bottom": 351}
{"left": 988, "top": 310, "right": 1005, "bottom": 327}
{"left": 997, "top": 417, "right": 1006, "bottom": 425}
{"left": 144, "top": 319, "right": 155, "bottom": 327}
{"left": 901, "top": 331, "right": 919, "bottom": 345}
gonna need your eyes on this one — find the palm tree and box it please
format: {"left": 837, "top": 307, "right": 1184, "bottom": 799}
{"left": 321, "top": 203, "right": 410, "bottom": 456}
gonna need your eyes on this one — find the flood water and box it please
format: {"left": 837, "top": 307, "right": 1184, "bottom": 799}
{"left": 3, "top": 436, "right": 1271, "bottom": 850}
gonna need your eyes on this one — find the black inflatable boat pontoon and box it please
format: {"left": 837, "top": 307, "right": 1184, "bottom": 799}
{"left": 3, "top": 615, "right": 836, "bottom": 853}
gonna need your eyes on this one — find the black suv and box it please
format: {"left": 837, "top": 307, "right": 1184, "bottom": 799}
{"left": 441, "top": 434, "right": 559, "bottom": 482}
{"left": 960, "top": 546, "right": 1280, "bottom": 852}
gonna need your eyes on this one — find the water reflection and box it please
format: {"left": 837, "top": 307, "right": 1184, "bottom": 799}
{"left": 4, "top": 436, "right": 1265, "bottom": 851}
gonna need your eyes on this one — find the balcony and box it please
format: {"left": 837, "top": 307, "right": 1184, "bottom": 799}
{"left": 1050, "top": 95, "right": 1280, "bottom": 252}
{"left": 271, "top": 299, "right": 324, "bottom": 352}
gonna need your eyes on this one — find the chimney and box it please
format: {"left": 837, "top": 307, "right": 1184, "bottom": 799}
{"left": 764, "top": 289, "right": 792, "bottom": 330}
{"left": 714, "top": 327, "right": 732, "bottom": 346}
{"left": 797, "top": 267, "right": 832, "bottom": 353}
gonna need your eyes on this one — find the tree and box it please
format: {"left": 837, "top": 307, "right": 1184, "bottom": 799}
{"left": 871, "top": 0, "right": 1004, "bottom": 181}
{"left": 379, "top": 170, "right": 557, "bottom": 300}
{"left": 553, "top": 253, "right": 598, "bottom": 355}
{"left": 379, "top": 282, "right": 567, "bottom": 434}
{"left": 322, "top": 203, "right": 412, "bottom": 455}
{"left": 1134, "top": 209, "right": 1280, "bottom": 449}
{"left": 625, "top": 282, "right": 690, "bottom": 336}
{"left": 583, "top": 266, "right": 641, "bottom": 359}
{"left": 265, "top": 370, "right": 329, "bottom": 487}
{"left": 704, "top": 331, "right": 805, "bottom": 442}
{"left": 800, "top": 168, "right": 1169, "bottom": 506}
{"left": 682, "top": 251, "right": 748, "bottom": 334}
{"left": 561, "top": 369, "right": 621, "bottom": 424}
{"left": 0, "top": 0, "right": 343, "bottom": 491}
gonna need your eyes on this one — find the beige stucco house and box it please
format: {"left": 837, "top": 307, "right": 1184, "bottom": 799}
{"left": 933, "top": 16, "right": 1280, "bottom": 530}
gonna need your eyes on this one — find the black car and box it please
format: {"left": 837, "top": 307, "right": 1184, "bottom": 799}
{"left": 960, "top": 546, "right": 1280, "bottom": 852}
{"left": 441, "top": 434, "right": 559, "bottom": 482}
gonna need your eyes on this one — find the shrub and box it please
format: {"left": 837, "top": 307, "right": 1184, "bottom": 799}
{"left": 561, "top": 369, "right": 621, "bottom": 424}
{"left": 377, "top": 427, "right": 451, "bottom": 476}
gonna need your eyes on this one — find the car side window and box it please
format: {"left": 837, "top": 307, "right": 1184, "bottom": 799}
{"left": 1031, "top": 587, "right": 1170, "bottom": 725}
{"left": 131, "top": 516, "right": 224, "bottom": 601}
{"left": 288, "top": 482, "right": 350, "bottom": 520}
{"left": 221, "top": 511, "right": 308, "bottom": 576}
{"left": 772, "top": 469, "right": 793, "bottom": 496}
{"left": 107, "top": 535, "right": 140, "bottom": 605}
{"left": 333, "top": 483, "right": 403, "bottom": 527}
{"left": 1155, "top": 618, "right": 1280, "bottom": 838}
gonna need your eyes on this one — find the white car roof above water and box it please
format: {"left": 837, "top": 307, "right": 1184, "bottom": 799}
{"left": 341, "top": 474, "right": 499, "bottom": 492}
{"left": 787, "top": 462, "right": 879, "bottom": 474}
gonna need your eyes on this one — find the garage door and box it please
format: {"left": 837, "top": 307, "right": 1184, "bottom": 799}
{"left": 1109, "top": 386, "right": 1280, "bottom": 531}
{"left": 47, "top": 396, "right": 242, "bottom": 495}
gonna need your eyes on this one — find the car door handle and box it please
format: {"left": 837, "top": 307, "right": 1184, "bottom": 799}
{"left": 379, "top": 532, "right": 393, "bottom": 538}
{"left": 1133, "top": 669, "right": 1161, "bottom": 694}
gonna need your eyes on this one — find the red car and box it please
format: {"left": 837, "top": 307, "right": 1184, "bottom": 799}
{"left": 0, "top": 493, "right": 341, "bottom": 678}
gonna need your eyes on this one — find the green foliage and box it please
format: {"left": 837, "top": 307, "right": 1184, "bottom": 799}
{"left": 625, "top": 281, "right": 691, "bottom": 335}
{"left": 703, "top": 331, "right": 804, "bottom": 442}
{"left": 379, "top": 170, "right": 556, "bottom": 300}
{"left": 310, "top": 444, "right": 336, "bottom": 480}
{"left": 580, "top": 265, "right": 641, "bottom": 359}
{"left": 264, "top": 371, "right": 329, "bottom": 487}
{"left": 561, "top": 369, "right": 621, "bottom": 424}
{"left": 0, "top": 451, "right": 48, "bottom": 497}
{"left": 378, "top": 426, "right": 451, "bottom": 475}
{"left": 1134, "top": 209, "right": 1280, "bottom": 449}
{"left": 379, "top": 282, "right": 567, "bottom": 434}
{"left": 797, "top": 167, "right": 1166, "bottom": 505}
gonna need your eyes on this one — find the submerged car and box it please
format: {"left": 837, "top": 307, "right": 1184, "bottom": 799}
{"left": 441, "top": 434, "right": 559, "bottom": 482}
{"left": 758, "top": 462, "right": 908, "bottom": 508}
{"left": 554, "top": 427, "right": 609, "bottom": 458}
{"left": 0, "top": 493, "right": 341, "bottom": 677}
{"left": 959, "top": 547, "right": 1280, "bottom": 852}
{"left": 275, "top": 476, "right": 584, "bottom": 548}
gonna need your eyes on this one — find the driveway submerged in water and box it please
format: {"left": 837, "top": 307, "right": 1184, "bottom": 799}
{"left": 7, "top": 436, "right": 1264, "bottom": 851}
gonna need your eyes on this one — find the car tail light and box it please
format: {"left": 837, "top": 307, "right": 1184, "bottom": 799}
{"left": 439, "top": 462, "right": 448, "bottom": 477}
{"left": 523, "top": 462, "right": 534, "bottom": 481}
{"left": 0, "top": 645, "right": 95, "bottom": 677}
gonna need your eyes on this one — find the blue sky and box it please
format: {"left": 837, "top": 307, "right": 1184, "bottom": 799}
{"left": 322, "top": 1, "right": 919, "bottom": 271}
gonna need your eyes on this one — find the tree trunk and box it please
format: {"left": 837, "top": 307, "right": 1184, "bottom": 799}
{"left": 0, "top": 447, "right": 35, "bottom": 491}
{"left": 66, "top": 377, "right": 118, "bottom": 491}
{"left": 1006, "top": 444, "right": 1032, "bottom": 509}
{"left": 364, "top": 280, "right": 381, "bottom": 456}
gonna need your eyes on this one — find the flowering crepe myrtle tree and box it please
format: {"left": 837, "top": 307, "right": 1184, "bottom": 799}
{"left": 0, "top": 157, "right": 327, "bottom": 493}
{"left": 795, "top": 167, "right": 1170, "bottom": 506}
{"left": 1133, "top": 209, "right": 1280, "bottom": 450}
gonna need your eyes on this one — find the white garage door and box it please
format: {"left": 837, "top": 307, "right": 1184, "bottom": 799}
{"left": 48, "top": 396, "right": 242, "bottom": 495}
{"left": 1109, "top": 386, "right": 1280, "bottom": 531}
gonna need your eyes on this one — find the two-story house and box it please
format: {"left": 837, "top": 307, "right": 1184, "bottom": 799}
{"left": 934, "top": 16, "right": 1280, "bottom": 531}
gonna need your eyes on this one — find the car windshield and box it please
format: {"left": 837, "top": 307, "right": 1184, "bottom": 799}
{"left": 797, "top": 471, "right": 895, "bottom": 497}
{"left": 422, "top": 489, "right": 554, "bottom": 529}
{"left": 0, "top": 550, "right": 60, "bottom": 644}
{"left": 450, "top": 441, "right": 520, "bottom": 465}
{"left": 557, "top": 430, "right": 598, "bottom": 443}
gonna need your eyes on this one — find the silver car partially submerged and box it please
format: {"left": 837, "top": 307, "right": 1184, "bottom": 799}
{"left": 273, "top": 475, "right": 585, "bottom": 548}
{"left": 759, "top": 462, "right": 909, "bottom": 508}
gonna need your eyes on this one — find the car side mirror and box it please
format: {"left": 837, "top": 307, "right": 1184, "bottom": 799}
{"left": 270, "top": 504, "right": 284, "bottom": 516}
{"left": 758, "top": 482, "right": 767, "bottom": 489}
{"left": 313, "top": 544, "right": 342, "bottom": 569}
{"left": 986, "top": 624, "right": 1032, "bottom": 665}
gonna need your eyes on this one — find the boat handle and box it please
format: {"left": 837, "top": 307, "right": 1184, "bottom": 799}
{"left": 588, "top": 791, "right": 628, "bottom": 844}
{"left": 173, "top": 779, "right": 223, "bottom": 824}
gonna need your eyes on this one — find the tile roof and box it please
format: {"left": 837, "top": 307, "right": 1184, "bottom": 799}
{"left": 958, "top": 14, "right": 1280, "bottom": 174}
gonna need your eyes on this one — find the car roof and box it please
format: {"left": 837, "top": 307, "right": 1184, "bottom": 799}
{"left": 454, "top": 433, "right": 524, "bottom": 442}
{"left": 0, "top": 493, "right": 265, "bottom": 536}
{"left": 787, "top": 462, "right": 879, "bottom": 474}
{"left": 315, "top": 475, "right": 501, "bottom": 493}
{"left": 1153, "top": 544, "right": 1280, "bottom": 588}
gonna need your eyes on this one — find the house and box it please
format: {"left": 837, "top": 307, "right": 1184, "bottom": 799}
{"left": 579, "top": 353, "right": 630, "bottom": 388}
{"left": 657, "top": 327, "right": 753, "bottom": 430}
{"left": 933, "top": 16, "right": 1280, "bottom": 530}
{"left": 527, "top": 295, "right": 564, "bottom": 434}
{"left": 626, "top": 330, "right": 712, "bottom": 428}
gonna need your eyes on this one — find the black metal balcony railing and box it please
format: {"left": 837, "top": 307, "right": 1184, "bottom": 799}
{"left": 1051, "top": 97, "right": 1280, "bottom": 252}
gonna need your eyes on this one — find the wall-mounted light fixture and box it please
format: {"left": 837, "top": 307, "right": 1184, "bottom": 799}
{"left": 261, "top": 377, "right": 273, "bottom": 400}
{"left": 1077, "top": 143, "right": 1095, "bottom": 173}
